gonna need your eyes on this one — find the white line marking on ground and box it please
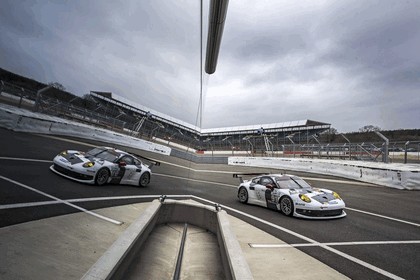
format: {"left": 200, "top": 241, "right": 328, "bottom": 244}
{"left": 35, "top": 134, "right": 97, "bottom": 147}
{"left": 301, "top": 176, "right": 376, "bottom": 186}
{"left": 249, "top": 240, "right": 420, "bottom": 248}
{"left": 0, "top": 175, "right": 123, "bottom": 225}
{"left": 154, "top": 173, "right": 237, "bottom": 188}
{"left": 0, "top": 195, "right": 192, "bottom": 210}
{"left": 0, "top": 157, "right": 51, "bottom": 163}
{"left": 346, "top": 207, "right": 420, "bottom": 227}
{"left": 192, "top": 196, "right": 405, "bottom": 280}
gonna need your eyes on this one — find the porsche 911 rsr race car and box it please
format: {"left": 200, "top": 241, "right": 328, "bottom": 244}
{"left": 236, "top": 173, "right": 346, "bottom": 219}
{"left": 50, "top": 146, "right": 159, "bottom": 187}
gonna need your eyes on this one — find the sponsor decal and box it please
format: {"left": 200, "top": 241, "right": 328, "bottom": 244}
{"left": 295, "top": 203, "right": 305, "bottom": 206}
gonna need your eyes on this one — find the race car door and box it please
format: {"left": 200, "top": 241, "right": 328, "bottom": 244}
{"left": 255, "top": 176, "right": 277, "bottom": 209}
{"left": 119, "top": 155, "right": 142, "bottom": 185}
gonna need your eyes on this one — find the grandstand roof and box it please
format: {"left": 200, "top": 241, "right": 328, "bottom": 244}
{"left": 91, "top": 91, "right": 330, "bottom": 135}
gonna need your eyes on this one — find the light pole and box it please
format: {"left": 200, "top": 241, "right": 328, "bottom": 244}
{"left": 286, "top": 133, "right": 295, "bottom": 158}
{"left": 404, "top": 141, "right": 410, "bottom": 164}
{"left": 340, "top": 133, "right": 351, "bottom": 160}
{"left": 374, "top": 131, "right": 389, "bottom": 163}
{"left": 203, "top": 137, "right": 214, "bottom": 157}
{"left": 243, "top": 136, "right": 254, "bottom": 156}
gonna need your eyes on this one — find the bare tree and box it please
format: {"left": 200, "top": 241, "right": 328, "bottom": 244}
{"left": 359, "top": 125, "right": 381, "bottom": 133}
{"left": 48, "top": 82, "right": 66, "bottom": 91}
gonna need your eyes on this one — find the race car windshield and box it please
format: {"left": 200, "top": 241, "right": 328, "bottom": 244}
{"left": 87, "top": 148, "right": 119, "bottom": 162}
{"left": 86, "top": 147, "right": 107, "bottom": 156}
{"left": 275, "top": 177, "right": 311, "bottom": 189}
{"left": 291, "top": 177, "right": 312, "bottom": 188}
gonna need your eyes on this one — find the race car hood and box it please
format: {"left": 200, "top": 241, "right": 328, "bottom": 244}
{"left": 292, "top": 188, "right": 337, "bottom": 203}
{"left": 60, "top": 150, "right": 98, "bottom": 165}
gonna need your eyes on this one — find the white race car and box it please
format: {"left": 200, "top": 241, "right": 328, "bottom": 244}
{"left": 236, "top": 173, "right": 346, "bottom": 219}
{"left": 50, "top": 146, "right": 159, "bottom": 187}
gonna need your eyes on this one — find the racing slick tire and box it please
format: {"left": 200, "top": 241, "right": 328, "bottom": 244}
{"left": 139, "top": 172, "right": 150, "bottom": 187}
{"left": 238, "top": 187, "right": 248, "bottom": 203}
{"left": 280, "top": 196, "right": 294, "bottom": 216}
{"left": 95, "top": 168, "right": 110, "bottom": 186}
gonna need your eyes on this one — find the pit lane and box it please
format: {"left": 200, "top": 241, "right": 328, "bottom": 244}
{"left": 1, "top": 128, "right": 420, "bottom": 279}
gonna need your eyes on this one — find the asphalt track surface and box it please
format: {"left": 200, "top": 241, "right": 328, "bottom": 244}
{"left": 1, "top": 128, "right": 419, "bottom": 280}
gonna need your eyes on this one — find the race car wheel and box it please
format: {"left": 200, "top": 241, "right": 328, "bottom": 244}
{"left": 238, "top": 187, "right": 248, "bottom": 203}
{"left": 95, "top": 168, "right": 109, "bottom": 186}
{"left": 280, "top": 196, "right": 294, "bottom": 216}
{"left": 139, "top": 172, "right": 150, "bottom": 187}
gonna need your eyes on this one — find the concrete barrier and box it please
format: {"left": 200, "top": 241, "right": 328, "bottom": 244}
{"left": 0, "top": 103, "right": 171, "bottom": 156}
{"left": 228, "top": 157, "right": 420, "bottom": 190}
{"left": 81, "top": 199, "right": 253, "bottom": 280}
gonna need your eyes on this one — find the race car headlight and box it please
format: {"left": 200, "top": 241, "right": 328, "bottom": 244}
{"left": 60, "top": 151, "right": 67, "bottom": 156}
{"left": 333, "top": 192, "right": 342, "bottom": 200}
{"left": 299, "top": 194, "right": 311, "bottom": 203}
{"left": 82, "top": 162, "right": 95, "bottom": 168}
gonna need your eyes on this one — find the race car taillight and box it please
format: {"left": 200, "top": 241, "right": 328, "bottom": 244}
{"left": 299, "top": 194, "right": 311, "bottom": 203}
{"left": 83, "top": 162, "right": 95, "bottom": 168}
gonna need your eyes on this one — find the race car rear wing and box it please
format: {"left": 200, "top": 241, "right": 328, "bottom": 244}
{"left": 233, "top": 173, "right": 270, "bottom": 183}
{"left": 133, "top": 153, "right": 161, "bottom": 169}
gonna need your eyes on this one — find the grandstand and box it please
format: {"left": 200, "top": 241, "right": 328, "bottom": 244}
{"left": 1, "top": 67, "right": 329, "bottom": 154}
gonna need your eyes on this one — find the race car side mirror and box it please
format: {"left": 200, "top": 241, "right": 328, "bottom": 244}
{"left": 119, "top": 161, "right": 127, "bottom": 167}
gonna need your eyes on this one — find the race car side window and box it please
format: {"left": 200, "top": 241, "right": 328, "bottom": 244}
{"left": 260, "top": 177, "right": 274, "bottom": 186}
{"left": 252, "top": 178, "right": 260, "bottom": 184}
{"left": 120, "top": 156, "right": 134, "bottom": 165}
{"left": 133, "top": 158, "right": 141, "bottom": 166}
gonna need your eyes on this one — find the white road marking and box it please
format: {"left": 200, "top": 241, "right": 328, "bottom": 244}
{"left": 346, "top": 207, "right": 420, "bottom": 227}
{"left": 193, "top": 196, "right": 405, "bottom": 280}
{"left": 0, "top": 175, "right": 123, "bottom": 225}
{"left": 35, "top": 134, "right": 97, "bottom": 147}
{"left": 154, "top": 173, "right": 237, "bottom": 188}
{"left": 0, "top": 194, "right": 190, "bottom": 210}
{"left": 301, "top": 176, "right": 376, "bottom": 186}
{"left": 249, "top": 240, "right": 420, "bottom": 248}
{"left": 0, "top": 157, "right": 51, "bottom": 163}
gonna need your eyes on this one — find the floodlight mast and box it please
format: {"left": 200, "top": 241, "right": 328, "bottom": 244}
{"left": 205, "top": 0, "right": 229, "bottom": 74}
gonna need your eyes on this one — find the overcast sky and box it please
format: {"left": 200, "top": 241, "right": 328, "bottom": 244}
{"left": 1, "top": 0, "right": 419, "bottom": 132}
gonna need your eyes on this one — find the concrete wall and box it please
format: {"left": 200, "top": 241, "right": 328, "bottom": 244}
{"left": 228, "top": 157, "right": 420, "bottom": 190}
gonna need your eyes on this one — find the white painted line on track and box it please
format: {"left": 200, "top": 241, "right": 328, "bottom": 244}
{"left": 0, "top": 157, "right": 51, "bottom": 163}
{"left": 301, "top": 176, "right": 376, "bottom": 186}
{"left": 249, "top": 240, "right": 420, "bottom": 248}
{"left": 192, "top": 195, "right": 405, "bottom": 280}
{"left": 0, "top": 195, "right": 192, "bottom": 210}
{"left": 35, "top": 134, "right": 97, "bottom": 147}
{"left": 154, "top": 173, "right": 237, "bottom": 188}
{"left": 346, "top": 207, "right": 420, "bottom": 227}
{"left": 0, "top": 175, "right": 123, "bottom": 225}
